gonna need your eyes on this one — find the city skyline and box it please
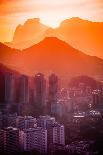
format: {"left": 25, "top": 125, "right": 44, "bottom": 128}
{"left": 0, "top": 1, "right": 103, "bottom": 154}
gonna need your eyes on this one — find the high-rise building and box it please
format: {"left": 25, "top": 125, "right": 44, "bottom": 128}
{"left": 0, "top": 112, "right": 3, "bottom": 129}
{"left": 16, "top": 116, "right": 25, "bottom": 129}
{"left": 34, "top": 73, "right": 46, "bottom": 114}
{"left": 37, "top": 116, "right": 65, "bottom": 150}
{"left": 20, "top": 127, "right": 47, "bottom": 153}
{"left": 52, "top": 123, "right": 65, "bottom": 145}
{"left": 0, "top": 72, "right": 5, "bottom": 103}
{"left": 48, "top": 74, "right": 58, "bottom": 113}
{"left": 37, "top": 115, "right": 55, "bottom": 128}
{"left": 19, "top": 75, "right": 29, "bottom": 104}
{"left": 92, "top": 90, "right": 101, "bottom": 108}
{"left": 4, "top": 127, "right": 20, "bottom": 154}
{"left": 46, "top": 122, "right": 65, "bottom": 150}
{"left": 0, "top": 130, "right": 4, "bottom": 153}
{"left": 5, "top": 72, "right": 16, "bottom": 103}
{"left": 7, "top": 113, "right": 17, "bottom": 127}
{"left": 16, "top": 116, "right": 37, "bottom": 129}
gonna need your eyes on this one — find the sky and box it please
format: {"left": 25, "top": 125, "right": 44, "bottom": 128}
{"left": 0, "top": 0, "right": 103, "bottom": 42}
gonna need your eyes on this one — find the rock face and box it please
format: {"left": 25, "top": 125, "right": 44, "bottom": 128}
{"left": 1, "top": 37, "right": 103, "bottom": 81}
{"left": 5, "top": 18, "right": 49, "bottom": 49}
{"left": 5, "top": 17, "right": 103, "bottom": 58}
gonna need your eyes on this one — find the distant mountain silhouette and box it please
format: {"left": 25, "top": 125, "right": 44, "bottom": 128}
{"left": 46, "top": 17, "right": 103, "bottom": 58}
{"left": 69, "top": 75, "right": 102, "bottom": 89}
{"left": 5, "top": 18, "right": 49, "bottom": 49}
{"left": 5, "top": 17, "right": 103, "bottom": 58}
{"left": 1, "top": 37, "right": 103, "bottom": 81}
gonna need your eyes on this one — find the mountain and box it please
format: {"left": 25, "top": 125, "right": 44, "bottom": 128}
{"left": 45, "top": 17, "right": 103, "bottom": 58}
{"left": 1, "top": 37, "right": 103, "bottom": 82}
{"left": 5, "top": 17, "right": 103, "bottom": 58}
{"left": 5, "top": 18, "right": 49, "bottom": 49}
{"left": 69, "top": 75, "right": 102, "bottom": 89}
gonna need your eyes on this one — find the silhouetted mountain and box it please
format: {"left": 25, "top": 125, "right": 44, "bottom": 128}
{"left": 0, "top": 42, "right": 21, "bottom": 70}
{"left": 1, "top": 37, "right": 103, "bottom": 82}
{"left": 5, "top": 18, "right": 49, "bottom": 49}
{"left": 46, "top": 17, "right": 103, "bottom": 58}
{"left": 5, "top": 17, "right": 103, "bottom": 58}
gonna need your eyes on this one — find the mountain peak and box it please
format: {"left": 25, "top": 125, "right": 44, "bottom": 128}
{"left": 24, "top": 18, "right": 40, "bottom": 25}
{"left": 27, "top": 37, "right": 73, "bottom": 51}
{"left": 11, "top": 18, "right": 49, "bottom": 48}
{"left": 60, "top": 17, "right": 90, "bottom": 27}
{"left": 1, "top": 38, "right": 103, "bottom": 78}
{"left": 68, "top": 17, "right": 83, "bottom": 21}
{"left": 5, "top": 17, "right": 103, "bottom": 59}
{"left": 42, "top": 37, "right": 65, "bottom": 43}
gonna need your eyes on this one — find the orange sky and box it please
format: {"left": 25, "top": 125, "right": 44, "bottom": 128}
{"left": 0, "top": 0, "right": 103, "bottom": 42}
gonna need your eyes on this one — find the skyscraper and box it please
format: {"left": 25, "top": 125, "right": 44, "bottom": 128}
{"left": 0, "top": 72, "right": 5, "bottom": 103}
{"left": 17, "top": 75, "right": 29, "bottom": 115}
{"left": 34, "top": 73, "right": 46, "bottom": 114}
{"left": 5, "top": 72, "right": 15, "bottom": 103}
{"left": 0, "top": 130, "right": 4, "bottom": 153}
{"left": 37, "top": 116, "right": 65, "bottom": 151}
{"left": 19, "top": 75, "right": 29, "bottom": 104}
{"left": 48, "top": 74, "right": 59, "bottom": 113}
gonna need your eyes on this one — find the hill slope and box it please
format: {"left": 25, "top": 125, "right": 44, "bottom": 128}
{"left": 1, "top": 37, "right": 103, "bottom": 80}
{"left": 5, "top": 18, "right": 49, "bottom": 49}
{"left": 5, "top": 17, "right": 103, "bottom": 58}
{"left": 46, "top": 17, "right": 103, "bottom": 58}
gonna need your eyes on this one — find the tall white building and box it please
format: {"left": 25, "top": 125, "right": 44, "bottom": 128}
{"left": 16, "top": 116, "right": 37, "bottom": 129}
{"left": 37, "top": 116, "right": 65, "bottom": 149}
{"left": 53, "top": 123, "right": 65, "bottom": 145}
{"left": 20, "top": 127, "right": 47, "bottom": 153}
{"left": 37, "top": 115, "right": 55, "bottom": 128}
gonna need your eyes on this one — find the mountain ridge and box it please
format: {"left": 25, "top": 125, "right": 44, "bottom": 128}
{"left": 1, "top": 37, "right": 103, "bottom": 81}
{"left": 4, "top": 17, "right": 103, "bottom": 58}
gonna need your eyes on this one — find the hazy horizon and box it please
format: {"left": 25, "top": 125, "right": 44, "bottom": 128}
{"left": 0, "top": 0, "right": 103, "bottom": 42}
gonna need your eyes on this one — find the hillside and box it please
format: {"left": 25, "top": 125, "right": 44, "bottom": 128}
{"left": 5, "top": 18, "right": 49, "bottom": 49}
{"left": 46, "top": 17, "right": 103, "bottom": 58}
{"left": 5, "top": 17, "right": 103, "bottom": 58}
{"left": 1, "top": 37, "right": 103, "bottom": 80}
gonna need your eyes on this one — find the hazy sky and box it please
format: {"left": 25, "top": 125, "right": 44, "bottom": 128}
{"left": 0, "top": 0, "right": 103, "bottom": 42}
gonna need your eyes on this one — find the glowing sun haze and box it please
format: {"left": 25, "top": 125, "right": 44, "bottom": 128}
{"left": 0, "top": 0, "right": 103, "bottom": 42}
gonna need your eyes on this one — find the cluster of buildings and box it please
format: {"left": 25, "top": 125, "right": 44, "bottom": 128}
{"left": 0, "top": 73, "right": 59, "bottom": 116}
{"left": 0, "top": 72, "right": 103, "bottom": 119}
{"left": 0, "top": 72, "right": 102, "bottom": 154}
{"left": 0, "top": 115, "right": 65, "bottom": 154}
{"left": 65, "top": 141, "right": 94, "bottom": 155}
